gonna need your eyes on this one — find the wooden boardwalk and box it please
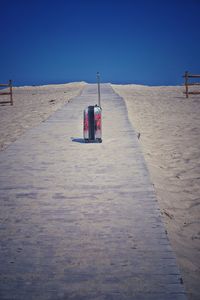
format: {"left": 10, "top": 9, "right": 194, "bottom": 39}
{"left": 0, "top": 84, "right": 187, "bottom": 299}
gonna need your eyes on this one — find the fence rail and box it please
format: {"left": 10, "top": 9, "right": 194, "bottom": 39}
{"left": 183, "top": 71, "right": 200, "bottom": 98}
{"left": 0, "top": 80, "right": 13, "bottom": 105}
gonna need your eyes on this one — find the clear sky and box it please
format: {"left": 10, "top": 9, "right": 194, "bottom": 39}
{"left": 0, "top": 0, "right": 200, "bottom": 86}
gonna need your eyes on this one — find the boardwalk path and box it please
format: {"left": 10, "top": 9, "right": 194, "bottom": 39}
{"left": 0, "top": 84, "right": 187, "bottom": 300}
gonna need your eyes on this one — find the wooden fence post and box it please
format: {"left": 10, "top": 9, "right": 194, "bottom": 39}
{"left": 185, "top": 71, "right": 189, "bottom": 98}
{"left": 9, "top": 80, "right": 13, "bottom": 105}
{"left": 183, "top": 72, "right": 200, "bottom": 98}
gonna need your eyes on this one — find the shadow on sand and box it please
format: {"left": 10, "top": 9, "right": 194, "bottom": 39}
{"left": 71, "top": 138, "right": 86, "bottom": 144}
{"left": 71, "top": 137, "right": 102, "bottom": 144}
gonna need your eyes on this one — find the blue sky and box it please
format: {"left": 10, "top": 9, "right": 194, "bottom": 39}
{"left": 0, "top": 0, "right": 200, "bottom": 86}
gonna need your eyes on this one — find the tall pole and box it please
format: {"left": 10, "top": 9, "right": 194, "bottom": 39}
{"left": 185, "top": 71, "right": 189, "bottom": 98}
{"left": 97, "top": 72, "right": 101, "bottom": 107}
{"left": 9, "top": 79, "right": 13, "bottom": 106}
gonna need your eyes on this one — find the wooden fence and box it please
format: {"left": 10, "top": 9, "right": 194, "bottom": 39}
{"left": 0, "top": 80, "right": 13, "bottom": 105}
{"left": 183, "top": 71, "right": 200, "bottom": 98}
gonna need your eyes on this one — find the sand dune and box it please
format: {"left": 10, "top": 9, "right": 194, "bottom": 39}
{"left": 0, "top": 82, "right": 86, "bottom": 150}
{"left": 112, "top": 84, "right": 200, "bottom": 300}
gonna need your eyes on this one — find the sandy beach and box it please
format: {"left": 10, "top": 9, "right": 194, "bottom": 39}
{"left": 0, "top": 82, "right": 86, "bottom": 150}
{"left": 0, "top": 82, "right": 199, "bottom": 299}
{"left": 112, "top": 84, "right": 200, "bottom": 300}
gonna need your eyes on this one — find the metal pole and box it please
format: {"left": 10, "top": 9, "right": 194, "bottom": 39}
{"left": 97, "top": 72, "right": 101, "bottom": 107}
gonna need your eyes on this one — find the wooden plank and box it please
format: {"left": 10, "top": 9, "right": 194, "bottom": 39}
{"left": 187, "top": 74, "right": 200, "bottom": 78}
{"left": 0, "top": 101, "right": 12, "bottom": 104}
{"left": 183, "top": 74, "right": 200, "bottom": 78}
{"left": 0, "top": 92, "right": 11, "bottom": 96}
{"left": 0, "top": 83, "right": 187, "bottom": 299}
{"left": 0, "top": 84, "right": 9, "bottom": 87}
{"left": 183, "top": 91, "right": 200, "bottom": 95}
{"left": 186, "top": 82, "right": 200, "bottom": 86}
{"left": 188, "top": 91, "right": 200, "bottom": 94}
